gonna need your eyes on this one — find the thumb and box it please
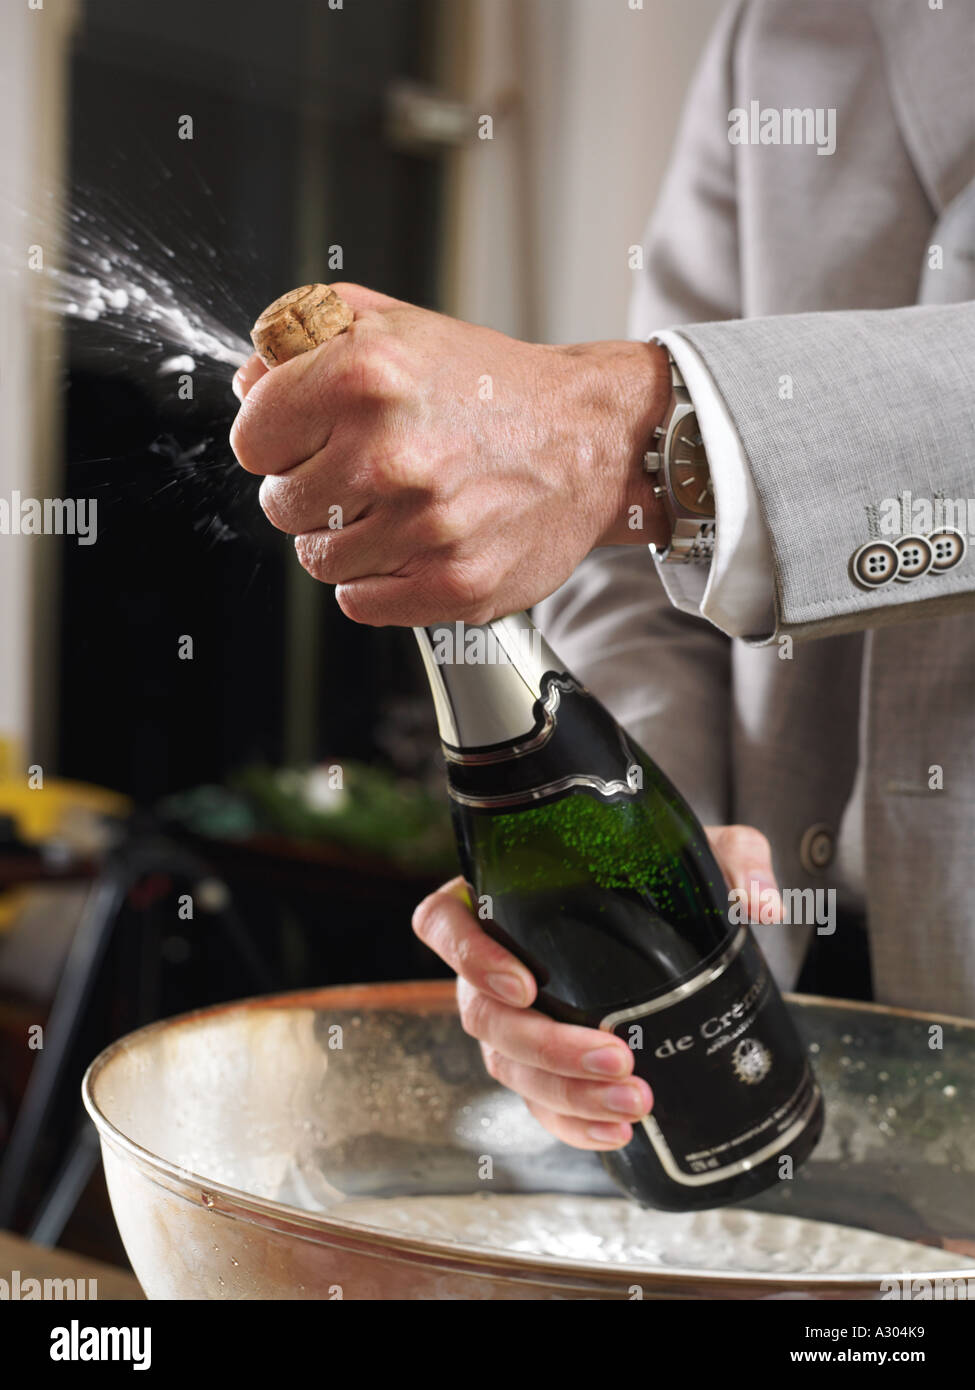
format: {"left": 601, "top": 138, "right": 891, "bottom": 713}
{"left": 704, "top": 824, "right": 782, "bottom": 925}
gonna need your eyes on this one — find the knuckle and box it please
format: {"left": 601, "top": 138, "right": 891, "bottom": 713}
{"left": 333, "top": 583, "right": 383, "bottom": 627}
{"left": 457, "top": 988, "right": 493, "bottom": 1040}
{"left": 436, "top": 554, "right": 496, "bottom": 620}
{"left": 522, "top": 1098, "right": 559, "bottom": 1139}
{"left": 229, "top": 416, "right": 247, "bottom": 466}
{"left": 414, "top": 499, "right": 463, "bottom": 550}
{"left": 461, "top": 602, "right": 497, "bottom": 627}
{"left": 454, "top": 933, "right": 480, "bottom": 973}
{"left": 304, "top": 532, "right": 343, "bottom": 583}
{"left": 229, "top": 412, "right": 259, "bottom": 473}
{"left": 230, "top": 372, "right": 293, "bottom": 473}
{"left": 456, "top": 990, "right": 475, "bottom": 1031}
{"left": 410, "top": 893, "right": 439, "bottom": 943}
{"left": 229, "top": 381, "right": 271, "bottom": 461}
{"left": 549, "top": 1074, "right": 575, "bottom": 1113}
{"left": 481, "top": 1046, "right": 503, "bottom": 1082}
{"left": 294, "top": 534, "right": 324, "bottom": 582}
{"left": 346, "top": 342, "right": 410, "bottom": 405}
{"left": 412, "top": 894, "right": 467, "bottom": 966}
{"left": 535, "top": 1030, "right": 570, "bottom": 1077}
{"left": 295, "top": 533, "right": 345, "bottom": 587}
{"left": 372, "top": 448, "right": 426, "bottom": 492}
{"left": 258, "top": 476, "right": 293, "bottom": 533}
{"left": 333, "top": 583, "right": 366, "bottom": 621}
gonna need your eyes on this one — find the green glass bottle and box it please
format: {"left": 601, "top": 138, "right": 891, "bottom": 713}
{"left": 415, "top": 612, "right": 823, "bottom": 1211}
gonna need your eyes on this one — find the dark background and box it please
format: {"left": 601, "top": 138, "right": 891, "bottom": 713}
{"left": 60, "top": 0, "right": 443, "bottom": 798}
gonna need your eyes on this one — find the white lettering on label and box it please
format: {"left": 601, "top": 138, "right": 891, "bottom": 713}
{"left": 652, "top": 972, "right": 767, "bottom": 1058}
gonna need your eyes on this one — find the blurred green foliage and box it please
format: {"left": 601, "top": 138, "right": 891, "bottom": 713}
{"left": 160, "top": 762, "right": 456, "bottom": 873}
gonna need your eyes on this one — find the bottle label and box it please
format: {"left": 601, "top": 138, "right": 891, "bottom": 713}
{"left": 601, "top": 927, "right": 819, "bottom": 1186}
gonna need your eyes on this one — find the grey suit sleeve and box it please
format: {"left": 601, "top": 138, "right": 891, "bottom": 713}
{"left": 670, "top": 304, "right": 975, "bottom": 641}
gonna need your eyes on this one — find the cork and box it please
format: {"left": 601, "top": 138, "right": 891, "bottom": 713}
{"left": 250, "top": 284, "right": 354, "bottom": 367}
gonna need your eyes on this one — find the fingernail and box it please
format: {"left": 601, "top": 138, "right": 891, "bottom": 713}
{"left": 604, "top": 1084, "right": 646, "bottom": 1115}
{"left": 587, "top": 1121, "right": 631, "bottom": 1146}
{"left": 486, "top": 972, "right": 530, "bottom": 1006}
{"left": 231, "top": 371, "right": 244, "bottom": 402}
{"left": 582, "top": 1047, "right": 629, "bottom": 1077}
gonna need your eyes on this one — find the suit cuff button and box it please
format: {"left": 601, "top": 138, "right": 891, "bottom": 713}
{"left": 929, "top": 527, "right": 967, "bottom": 572}
{"left": 851, "top": 540, "right": 899, "bottom": 588}
{"left": 894, "top": 533, "right": 934, "bottom": 581}
{"left": 800, "top": 824, "right": 834, "bottom": 874}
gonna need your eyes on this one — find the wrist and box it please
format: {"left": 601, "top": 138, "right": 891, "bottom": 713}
{"left": 573, "top": 338, "right": 672, "bottom": 549}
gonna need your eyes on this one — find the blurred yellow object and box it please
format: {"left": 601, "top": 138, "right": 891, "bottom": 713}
{"left": 0, "top": 734, "right": 20, "bottom": 780}
{"left": 0, "top": 776, "right": 130, "bottom": 845}
{"left": 0, "top": 759, "right": 130, "bottom": 934}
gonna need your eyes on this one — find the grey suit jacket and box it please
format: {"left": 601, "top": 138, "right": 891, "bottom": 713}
{"left": 534, "top": 0, "right": 975, "bottom": 1015}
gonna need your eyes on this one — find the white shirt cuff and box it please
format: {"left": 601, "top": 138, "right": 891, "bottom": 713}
{"left": 651, "top": 330, "right": 776, "bottom": 641}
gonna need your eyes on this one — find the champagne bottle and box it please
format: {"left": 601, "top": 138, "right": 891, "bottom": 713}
{"left": 415, "top": 612, "right": 824, "bottom": 1211}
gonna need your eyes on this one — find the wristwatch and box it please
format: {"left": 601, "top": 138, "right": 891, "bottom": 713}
{"left": 643, "top": 352, "right": 715, "bottom": 563}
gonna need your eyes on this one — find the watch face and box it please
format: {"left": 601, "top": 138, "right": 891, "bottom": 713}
{"left": 669, "top": 413, "right": 715, "bottom": 518}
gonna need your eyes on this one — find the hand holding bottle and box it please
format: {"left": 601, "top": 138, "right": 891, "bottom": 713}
{"left": 413, "top": 825, "right": 782, "bottom": 1153}
{"left": 230, "top": 282, "right": 672, "bottom": 626}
